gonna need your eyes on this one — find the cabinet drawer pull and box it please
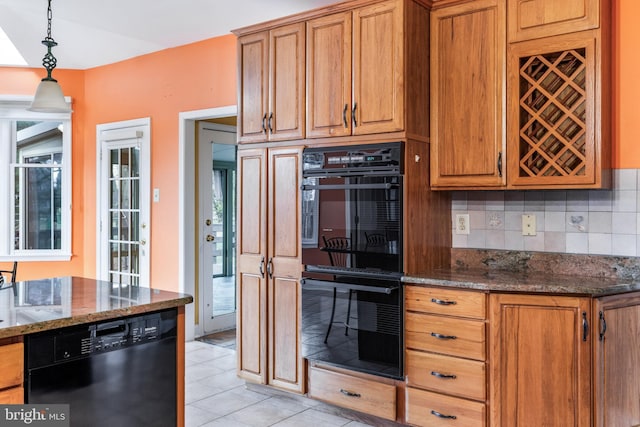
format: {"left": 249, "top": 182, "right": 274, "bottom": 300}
{"left": 431, "top": 298, "right": 456, "bottom": 306}
{"left": 340, "top": 389, "right": 361, "bottom": 398}
{"left": 431, "top": 410, "right": 457, "bottom": 420}
{"left": 431, "top": 332, "right": 457, "bottom": 340}
{"left": 431, "top": 371, "right": 457, "bottom": 379}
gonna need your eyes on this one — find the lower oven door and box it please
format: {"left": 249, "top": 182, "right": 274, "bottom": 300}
{"left": 301, "top": 277, "right": 403, "bottom": 379}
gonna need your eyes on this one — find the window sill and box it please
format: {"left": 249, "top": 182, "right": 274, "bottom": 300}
{"left": 0, "top": 253, "right": 72, "bottom": 262}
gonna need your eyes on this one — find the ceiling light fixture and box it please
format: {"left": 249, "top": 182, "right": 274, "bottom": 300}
{"left": 28, "top": 0, "right": 71, "bottom": 113}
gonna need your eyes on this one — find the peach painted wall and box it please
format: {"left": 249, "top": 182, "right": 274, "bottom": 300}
{"left": 1, "top": 2, "right": 639, "bottom": 288}
{"left": 82, "top": 35, "right": 237, "bottom": 291}
{"left": 0, "top": 35, "right": 236, "bottom": 289}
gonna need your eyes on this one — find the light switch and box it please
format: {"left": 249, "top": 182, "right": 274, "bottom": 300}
{"left": 153, "top": 188, "right": 160, "bottom": 203}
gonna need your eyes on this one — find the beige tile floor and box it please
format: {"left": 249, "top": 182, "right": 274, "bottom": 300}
{"left": 185, "top": 340, "right": 379, "bottom": 427}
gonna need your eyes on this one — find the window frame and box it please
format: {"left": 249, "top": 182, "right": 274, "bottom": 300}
{"left": 0, "top": 96, "right": 72, "bottom": 261}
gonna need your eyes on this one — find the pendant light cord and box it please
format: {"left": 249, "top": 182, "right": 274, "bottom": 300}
{"left": 41, "top": 0, "right": 58, "bottom": 81}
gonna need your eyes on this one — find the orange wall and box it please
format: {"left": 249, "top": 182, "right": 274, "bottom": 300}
{"left": 0, "top": 35, "right": 236, "bottom": 288}
{"left": 1, "top": 2, "right": 639, "bottom": 288}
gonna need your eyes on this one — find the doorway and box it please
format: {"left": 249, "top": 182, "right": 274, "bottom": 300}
{"left": 96, "top": 118, "right": 151, "bottom": 289}
{"left": 198, "top": 122, "right": 237, "bottom": 335}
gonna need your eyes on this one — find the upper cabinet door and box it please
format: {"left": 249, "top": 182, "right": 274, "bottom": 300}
{"left": 430, "top": 0, "right": 506, "bottom": 189}
{"left": 507, "top": 0, "right": 600, "bottom": 42}
{"left": 238, "top": 32, "right": 269, "bottom": 143}
{"left": 269, "top": 23, "right": 306, "bottom": 142}
{"left": 352, "top": 0, "right": 404, "bottom": 135}
{"left": 306, "top": 12, "right": 352, "bottom": 139}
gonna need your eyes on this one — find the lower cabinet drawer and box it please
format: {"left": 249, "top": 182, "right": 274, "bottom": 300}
{"left": 406, "top": 350, "right": 486, "bottom": 401}
{"left": 0, "top": 343, "right": 23, "bottom": 390}
{"left": 405, "top": 312, "right": 486, "bottom": 360}
{"left": 308, "top": 366, "right": 396, "bottom": 421}
{"left": 406, "top": 387, "right": 485, "bottom": 427}
{"left": 0, "top": 387, "right": 24, "bottom": 404}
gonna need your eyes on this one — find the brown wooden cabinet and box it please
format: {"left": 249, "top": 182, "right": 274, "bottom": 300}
{"left": 237, "top": 23, "right": 305, "bottom": 143}
{"left": 236, "top": 147, "right": 304, "bottom": 393}
{"left": 306, "top": 0, "right": 429, "bottom": 140}
{"left": 430, "top": 0, "right": 506, "bottom": 189}
{"left": 594, "top": 293, "right": 640, "bottom": 427}
{"left": 506, "top": 28, "right": 610, "bottom": 188}
{"left": 507, "top": 0, "right": 600, "bottom": 42}
{"left": 489, "top": 293, "right": 592, "bottom": 426}
{"left": 430, "top": 0, "right": 610, "bottom": 190}
{"left": 0, "top": 338, "right": 23, "bottom": 404}
{"left": 405, "top": 286, "right": 487, "bottom": 427}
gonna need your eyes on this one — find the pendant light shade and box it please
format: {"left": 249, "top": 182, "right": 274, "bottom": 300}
{"left": 29, "top": 79, "right": 70, "bottom": 113}
{"left": 28, "top": 0, "right": 71, "bottom": 113}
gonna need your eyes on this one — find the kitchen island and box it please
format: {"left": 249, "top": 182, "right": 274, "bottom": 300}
{"left": 402, "top": 268, "right": 640, "bottom": 427}
{"left": 0, "top": 276, "right": 193, "bottom": 427}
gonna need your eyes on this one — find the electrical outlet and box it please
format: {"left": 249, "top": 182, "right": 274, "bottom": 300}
{"left": 522, "top": 214, "right": 536, "bottom": 236}
{"left": 456, "top": 214, "right": 470, "bottom": 235}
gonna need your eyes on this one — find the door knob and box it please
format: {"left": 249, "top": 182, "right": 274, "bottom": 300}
{"left": 206, "top": 235, "right": 215, "bottom": 242}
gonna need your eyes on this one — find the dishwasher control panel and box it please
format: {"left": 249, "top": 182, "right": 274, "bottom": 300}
{"left": 26, "top": 309, "right": 177, "bottom": 367}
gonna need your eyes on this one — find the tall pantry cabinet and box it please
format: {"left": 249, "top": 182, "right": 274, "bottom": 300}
{"left": 236, "top": 147, "right": 304, "bottom": 393}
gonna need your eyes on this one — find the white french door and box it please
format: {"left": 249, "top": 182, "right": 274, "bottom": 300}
{"left": 198, "top": 122, "right": 237, "bottom": 334}
{"left": 97, "top": 119, "right": 151, "bottom": 288}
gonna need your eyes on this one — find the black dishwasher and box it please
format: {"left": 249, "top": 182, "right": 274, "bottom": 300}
{"left": 25, "top": 309, "right": 177, "bottom": 427}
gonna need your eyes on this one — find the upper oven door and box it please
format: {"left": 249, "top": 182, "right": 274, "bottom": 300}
{"left": 301, "top": 173, "right": 403, "bottom": 274}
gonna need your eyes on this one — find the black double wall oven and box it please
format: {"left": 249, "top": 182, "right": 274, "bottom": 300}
{"left": 301, "top": 142, "right": 404, "bottom": 380}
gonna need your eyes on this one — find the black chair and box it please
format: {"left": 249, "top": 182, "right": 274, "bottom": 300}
{"left": 365, "top": 232, "right": 386, "bottom": 247}
{"left": 321, "top": 236, "right": 354, "bottom": 343}
{"left": 0, "top": 262, "right": 18, "bottom": 296}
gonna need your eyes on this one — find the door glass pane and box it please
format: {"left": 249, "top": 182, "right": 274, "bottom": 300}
{"left": 108, "top": 147, "right": 140, "bottom": 286}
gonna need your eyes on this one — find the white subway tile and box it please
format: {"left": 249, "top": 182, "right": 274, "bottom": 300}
{"left": 544, "top": 232, "right": 566, "bottom": 253}
{"left": 612, "top": 212, "right": 637, "bottom": 234}
{"left": 567, "top": 233, "right": 589, "bottom": 254}
{"left": 524, "top": 191, "right": 545, "bottom": 210}
{"left": 613, "top": 190, "right": 637, "bottom": 212}
{"left": 468, "top": 229, "right": 486, "bottom": 248}
{"left": 589, "top": 211, "right": 612, "bottom": 233}
{"left": 589, "top": 190, "right": 613, "bottom": 211}
{"left": 505, "top": 211, "right": 523, "bottom": 231}
{"left": 524, "top": 232, "right": 545, "bottom": 252}
{"left": 504, "top": 191, "right": 525, "bottom": 211}
{"left": 486, "top": 230, "right": 505, "bottom": 249}
{"left": 467, "top": 193, "right": 486, "bottom": 211}
{"left": 588, "top": 233, "right": 612, "bottom": 255}
{"left": 567, "top": 190, "right": 590, "bottom": 212}
{"left": 505, "top": 231, "right": 525, "bottom": 250}
{"left": 545, "top": 191, "right": 567, "bottom": 211}
{"left": 614, "top": 169, "right": 637, "bottom": 190}
{"left": 612, "top": 234, "right": 637, "bottom": 256}
{"left": 452, "top": 233, "right": 468, "bottom": 248}
{"left": 485, "top": 191, "right": 505, "bottom": 211}
{"left": 469, "top": 211, "right": 486, "bottom": 231}
{"left": 545, "top": 211, "right": 566, "bottom": 232}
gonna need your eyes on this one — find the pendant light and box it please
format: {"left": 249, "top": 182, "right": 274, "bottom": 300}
{"left": 28, "top": 0, "right": 71, "bottom": 113}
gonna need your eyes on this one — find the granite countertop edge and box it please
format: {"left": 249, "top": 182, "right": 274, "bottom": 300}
{"left": 401, "top": 271, "right": 640, "bottom": 296}
{"left": 0, "top": 295, "right": 193, "bottom": 340}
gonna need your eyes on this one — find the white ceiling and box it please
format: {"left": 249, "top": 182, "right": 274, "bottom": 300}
{"left": 0, "top": 0, "right": 338, "bottom": 70}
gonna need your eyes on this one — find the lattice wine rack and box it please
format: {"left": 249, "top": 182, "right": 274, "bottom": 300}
{"left": 517, "top": 48, "right": 587, "bottom": 178}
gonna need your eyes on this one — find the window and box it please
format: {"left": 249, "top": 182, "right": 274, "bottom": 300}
{"left": 0, "top": 97, "right": 72, "bottom": 261}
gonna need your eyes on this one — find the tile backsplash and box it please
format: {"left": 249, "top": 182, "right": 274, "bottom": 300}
{"left": 451, "top": 169, "right": 640, "bottom": 256}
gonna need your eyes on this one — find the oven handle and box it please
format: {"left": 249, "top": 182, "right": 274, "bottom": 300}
{"left": 301, "top": 278, "right": 398, "bottom": 295}
{"left": 301, "top": 183, "right": 398, "bottom": 191}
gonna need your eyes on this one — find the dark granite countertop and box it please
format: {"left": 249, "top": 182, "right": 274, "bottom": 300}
{"left": 402, "top": 269, "right": 640, "bottom": 296}
{"left": 0, "top": 276, "right": 193, "bottom": 339}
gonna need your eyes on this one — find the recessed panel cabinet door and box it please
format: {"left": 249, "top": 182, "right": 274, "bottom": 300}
{"left": 352, "top": 0, "right": 404, "bottom": 135}
{"left": 269, "top": 23, "right": 305, "bottom": 141}
{"left": 236, "top": 149, "right": 267, "bottom": 383}
{"left": 306, "top": 12, "right": 352, "bottom": 138}
{"left": 238, "top": 33, "right": 269, "bottom": 143}
{"left": 430, "top": 0, "right": 505, "bottom": 188}
{"left": 508, "top": 0, "right": 600, "bottom": 42}
{"left": 490, "top": 294, "right": 592, "bottom": 427}
{"left": 594, "top": 294, "right": 640, "bottom": 427}
{"left": 267, "top": 147, "right": 303, "bottom": 393}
